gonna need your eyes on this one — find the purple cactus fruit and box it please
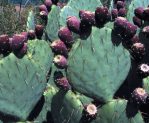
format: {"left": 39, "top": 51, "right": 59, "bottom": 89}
{"left": 131, "top": 42, "right": 145, "bottom": 61}
{"left": 131, "top": 88, "right": 148, "bottom": 105}
{"left": 50, "top": 40, "right": 68, "bottom": 57}
{"left": 114, "top": 17, "right": 127, "bottom": 35}
{"left": 21, "top": 32, "right": 28, "bottom": 42}
{"left": 66, "top": 16, "right": 80, "bottom": 34}
{"left": 111, "top": 9, "right": 118, "bottom": 20}
{"left": 118, "top": 8, "right": 126, "bottom": 17}
{"left": 10, "top": 34, "right": 26, "bottom": 51}
{"left": 39, "top": 11, "right": 48, "bottom": 21}
{"left": 14, "top": 43, "right": 27, "bottom": 58}
{"left": 137, "top": 64, "right": 149, "bottom": 78}
{"left": 79, "top": 10, "right": 95, "bottom": 26}
{"left": 51, "top": 0, "right": 59, "bottom": 5}
{"left": 44, "top": 0, "right": 52, "bottom": 12}
{"left": 123, "top": 35, "right": 140, "bottom": 49}
{"left": 143, "top": 8, "right": 149, "bottom": 21}
{"left": 39, "top": 4, "right": 48, "bottom": 13}
{"left": 0, "top": 34, "right": 11, "bottom": 54}
{"left": 142, "top": 26, "right": 149, "bottom": 37}
{"left": 57, "top": 2, "right": 66, "bottom": 8}
{"left": 133, "top": 16, "right": 142, "bottom": 27}
{"left": 116, "top": 1, "right": 125, "bottom": 10}
{"left": 58, "top": 27, "right": 74, "bottom": 45}
{"left": 53, "top": 55, "right": 68, "bottom": 69}
{"left": 130, "top": 35, "right": 140, "bottom": 44}
{"left": 54, "top": 71, "right": 71, "bottom": 90}
{"left": 95, "top": 6, "right": 110, "bottom": 25}
{"left": 79, "top": 21, "right": 92, "bottom": 39}
{"left": 28, "top": 30, "right": 36, "bottom": 40}
{"left": 134, "top": 7, "right": 144, "bottom": 20}
{"left": 35, "top": 25, "right": 44, "bottom": 39}
{"left": 123, "top": 22, "right": 137, "bottom": 39}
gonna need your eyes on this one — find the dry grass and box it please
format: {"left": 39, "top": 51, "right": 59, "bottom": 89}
{"left": 0, "top": 3, "right": 34, "bottom": 36}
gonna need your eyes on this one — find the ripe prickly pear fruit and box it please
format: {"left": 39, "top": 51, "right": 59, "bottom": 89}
{"left": 66, "top": 16, "right": 80, "bottom": 34}
{"left": 54, "top": 71, "right": 71, "bottom": 90}
{"left": 131, "top": 43, "right": 145, "bottom": 61}
{"left": 95, "top": 6, "right": 110, "bottom": 25}
{"left": 53, "top": 55, "right": 67, "bottom": 69}
{"left": 40, "top": 11, "right": 48, "bottom": 21}
{"left": 21, "top": 32, "right": 28, "bottom": 42}
{"left": 35, "top": 25, "right": 44, "bottom": 39}
{"left": 51, "top": 0, "right": 59, "bottom": 5}
{"left": 130, "top": 35, "right": 140, "bottom": 44}
{"left": 142, "top": 26, "right": 149, "bottom": 37}
{"left": 57, "top": 2, "right": 66, "bottom": 8}
{"left": 50, "top": 40, "right": 68, "bottom": 57}
{"left": 123, "top": 35, "right": 140, "bottom": 49}
{"left": 0, "top": 34, "right": 11, "bottom": 53}
{"left": 118, "top": 8, "right": 126, "bottom": 17}
{"left": 79, "top": 21, "right": 92, "bottom": 39}
{"left": 111, "top": 9, "right": 118, "bottom": 20}
{"left": 14, "top": 43, "right": 27, "bottom": 58}
{"left": 123, "top": 22, "right": 137, "bottom": 39}
{"left": 39, "top": 4, "right": 48, "bottom": 13}
{"left": 134, "top": 7, "right": 144, "bottom": 20}
{"left": 143, "top": 8, "right": 149, "bottom": 21}
{"left": 44, "top": 0, "right": 52, "bottom": 12}
{"left": 58, "top": 27, "right": 74, "bottom": 45}
{"left": 114, "top": 17, "right": 127, "bottom": 35}
{"left": 79, "top": 10, "right": 95, "bottom": 26}
{"left": 10, "top": 34, "right": 25, "bottom": 51}
{"left": 28, "top": 30, "right": 36, "bottom": 40}
{"left": 131, "top": 88, "right": 148, "bottom": 105}
{"left": 133, "top": 16, "right": 142, "bottom": 27}
{"left": 116, "top": 1, "right": 125, "bottom": 10}
{"left": 137, "top": 64, "right": 149, "bottom": 78}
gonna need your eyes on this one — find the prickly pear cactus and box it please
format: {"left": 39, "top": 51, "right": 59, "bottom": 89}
{"left": 2, "top": 0, "right": 149, "bottom": 122}
{"left": 59, "top": 0, "right": 102, "bottom": 27}
{"left": 127, "top": 0, "right": 149, "bottom": 22}
{"left": 26, "top": 11, "right": 35, "bottom": 31}
{"left": 33, "top": 85, "right": 57, "bottom": 123}
{"left": 93, "top": 99, "right": 144, "bottom": 123}
{"left": 67, "top": 27, "right": 131, "bottom": 102}
{"left": 46, "top": 5, "right": 61, "bottom": 41}
{"left": 51, "top": 90, "right": 84, "bottom": 123}
{"left": 0, "top": 40, "right": 53, "bottom": 120}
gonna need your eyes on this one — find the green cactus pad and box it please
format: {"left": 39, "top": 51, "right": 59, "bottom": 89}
{"left": 51, "top": 90, "right": 84, "bottom": 123}
{"left": 93, "top": 99, "right": 144, "bottom": 123}
{"left": 59, "top": 0, "right": 102, "bottom": 27}
{"left": 143, "top": 76, "right": 149, "bottom": 93}
{"left": 33, "top": 85, "right": 57, "bottom": 122}
{"left": 0, "top": 40, "right": 53, "bottom": 120}
{"left": 46, "top": 5, "right": 61, "bottom": 41}
{"left": 67, "top": 27, "right": 131, "bottom": 102}
{"left": 26, "top": 10, "right": 35, "bottom": 31}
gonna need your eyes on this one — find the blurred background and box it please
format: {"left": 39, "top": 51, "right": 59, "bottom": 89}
{"left": 0, "top": 0, "right": 40, "bottom": 36}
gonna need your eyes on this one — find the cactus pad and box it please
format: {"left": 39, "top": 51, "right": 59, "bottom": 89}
{"left": 93, "top": 99, "right": 144, "bottom": 123}
{"left": 67, "top": 27, "right": 131, "bottom": 102}
{"left": 0, "top": 39, "right": 53, "bottom": 120}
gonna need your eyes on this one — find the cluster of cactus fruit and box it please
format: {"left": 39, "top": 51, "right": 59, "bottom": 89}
{"left": 2, "top": 0, "right": 149, "bottom": 123}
